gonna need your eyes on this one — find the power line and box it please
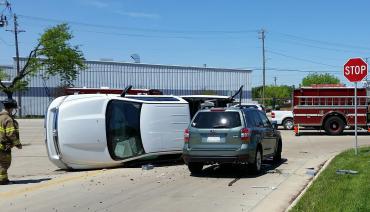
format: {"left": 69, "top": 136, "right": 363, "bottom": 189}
{"left": 267, "top": 49, "right": 341, "bottom": 68}
{"left": 18, "top": 14, "right": 259, "bottom": 35}
{"left": 269, "top": 37, "right": 370, "bottom": 54}
{"left": 19, "top": 18, "right": 256, "bottom": 40}
{"left": 272, "top": 31, "right": 370, "bottom": 51}
{"left": 0, "top": 36, "right": 13, "bottom": 46}
{"left": 60, "top": 28, "right": 250, "bottom": 40}
{"left": 249, "top": 67, "right": 338, "bottom": 73}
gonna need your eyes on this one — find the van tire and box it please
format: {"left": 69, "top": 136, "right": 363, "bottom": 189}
{"left": 324, "top": 116, "right": 344, "bottom": 135}
{"left": 188, "top": 162, "right": 203, "bottom": 175}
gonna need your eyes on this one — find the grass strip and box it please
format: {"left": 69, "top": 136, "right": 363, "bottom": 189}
{"left": 291, "top": 146, "right": 370, "bottom": 212}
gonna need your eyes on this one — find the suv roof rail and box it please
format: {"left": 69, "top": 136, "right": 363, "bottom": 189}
{"left": 200, "top": 101, "right": 215, "bottom": 110}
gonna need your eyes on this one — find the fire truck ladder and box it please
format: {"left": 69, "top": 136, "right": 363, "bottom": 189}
{"left": 296, "top": 96, "right": 369, "bottom": 107}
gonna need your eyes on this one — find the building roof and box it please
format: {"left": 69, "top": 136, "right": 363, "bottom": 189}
{"left": 16, "top": 57, "right": 252, "bottom": 73}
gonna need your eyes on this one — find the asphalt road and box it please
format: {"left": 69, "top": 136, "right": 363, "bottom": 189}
{"left": 1, "top": 119, "right": 369, "bottom": 212}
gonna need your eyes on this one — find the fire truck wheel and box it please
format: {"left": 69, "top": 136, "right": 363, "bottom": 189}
{"left": 324, "top": 116, "right": 344, "bottom": 135}
{"left": 283, "top": 118, "right": 294, "bottom": 130}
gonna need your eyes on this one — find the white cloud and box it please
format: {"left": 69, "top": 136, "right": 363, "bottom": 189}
{"left": 84, "top": 0, "right": 109, "bottom": 8}
{"left": 80, "top": 1, "right": 160, "bottom": 19}
{"left": 116, "top": 11, "right": 160, "bottom": 19}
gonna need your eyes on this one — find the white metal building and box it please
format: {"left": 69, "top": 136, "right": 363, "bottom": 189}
{"left": 2, "top": 58, "right": 252, "bottom": 116}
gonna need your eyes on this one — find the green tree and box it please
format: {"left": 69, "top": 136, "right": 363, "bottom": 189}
{"left": 252, "top": 85, "right": 293, "bottom": 108}
{"left": 252, "top": 86, "right": 263, "bottom": 99}
{"left": 0, "top": 23, "right": 85, "bottom": 99}
{"left": 265, "top": 85, "right": 293, "bottom": 99}
{"left": 301, "top": 73, "right": 340, "bottom": 86}
{"left": 252, "top": 85, "right": 293, "bottom": 99}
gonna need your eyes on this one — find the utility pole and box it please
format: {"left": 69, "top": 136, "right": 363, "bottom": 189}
{"left": 259, "top": 29, "right": 266, "bottom": 106}
{"left": 7, "top": 13, "right": 25, "bottom": 117}
{"left": 274, "top": 76, "right": 277, "bottom": 86}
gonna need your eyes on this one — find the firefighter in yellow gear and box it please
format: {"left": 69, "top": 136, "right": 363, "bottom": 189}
{"left": 0, "top": 99, "right": 22, "bottom": 185}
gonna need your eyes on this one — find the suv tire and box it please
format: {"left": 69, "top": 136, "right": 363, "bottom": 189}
{"left": 273, "top": 139, "right": 282, "bottom": 162}
{"left": 324, "top": 116, "right": 344, "bottom": 135}
{"left": 188, "top": 162, "right": 203, "bottom": 175}
{"left": 283, "top": 118, "right": 294, "bottom": 130}
{"left": 249, "top": 148, "right": 262, "bottom": 174}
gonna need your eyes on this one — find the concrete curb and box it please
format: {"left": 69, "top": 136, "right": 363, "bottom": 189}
{"left": 285, "top": 154, "right": 336, "bottom": 211}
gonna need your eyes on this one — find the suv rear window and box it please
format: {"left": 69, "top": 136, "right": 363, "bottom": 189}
{"left": 191, "top": 111, "right": 241, "bottom": 129}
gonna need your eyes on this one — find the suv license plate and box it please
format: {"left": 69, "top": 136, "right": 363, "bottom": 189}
{"left": 207, "top": 136, "right": 221, "bottom": 143}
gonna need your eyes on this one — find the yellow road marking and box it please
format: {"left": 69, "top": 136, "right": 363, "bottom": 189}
{"left": 0, "top": 170, "right": 105, "bottom": 199}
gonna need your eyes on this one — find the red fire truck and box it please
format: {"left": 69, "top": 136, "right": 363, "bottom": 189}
{"left": 293, "top": 85, "right": 370, "bottom": 135}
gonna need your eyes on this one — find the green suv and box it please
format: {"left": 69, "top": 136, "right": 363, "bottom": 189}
{"left": 183, "top": 107, "right": 282, "bottom": 174}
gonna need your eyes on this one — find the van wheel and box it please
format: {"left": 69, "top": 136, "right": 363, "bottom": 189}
{"left": 324, "top": 116, "right": 344, "bottom": 135}
{"left": 249, "top": 148, "right": 262, "bottom": 174}
{"left": 283, "top": 118, "right": 294, "bottom": 130}
{"left": 273, "top": 140, "right": 282, "bottom": 163}
{"left": 188, "top": 162, "right": 203, "bottom": 175}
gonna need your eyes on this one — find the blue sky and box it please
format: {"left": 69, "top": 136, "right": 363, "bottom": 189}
{"left": 1, "top": 0, "right": 370, "bottom": 87}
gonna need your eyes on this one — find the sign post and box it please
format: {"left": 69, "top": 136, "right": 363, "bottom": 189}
{"left": 343, "top": 58, "right": 368, "bottom": 155}
{"left": 354, "top": 81, "right": 357, "bottom": 155}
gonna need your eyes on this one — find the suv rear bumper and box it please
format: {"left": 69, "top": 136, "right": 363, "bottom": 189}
{"left": 182, "top": 154, "right": 251, "bottom": 164}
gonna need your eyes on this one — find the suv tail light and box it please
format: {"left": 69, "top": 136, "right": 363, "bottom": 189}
{"left": 271, "top": 112, "right": 275, "bottom": 119}
{"left": 184, "top": 128, "right": 190, "bottom": 143}
{"left": 241, "top": 128, "right": 250, "bottom": 143}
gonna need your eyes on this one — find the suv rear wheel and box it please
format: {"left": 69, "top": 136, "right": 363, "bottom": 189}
{"left": 249, "top": 148, "right": 262, "bottom": 174}
{"left": 188, "top": 162, "right": 203, "bottom": 175}
{"left": 273, "top": 140, "right": 282, "bottom": 162}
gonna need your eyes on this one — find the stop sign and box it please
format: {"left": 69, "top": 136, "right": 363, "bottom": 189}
{"left": 344, "top": 58, "right": 368, "bottom": 82}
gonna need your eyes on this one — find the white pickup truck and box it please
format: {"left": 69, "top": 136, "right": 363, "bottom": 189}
{"left": 268, "top": 110, "right": 294, "bottom": 130}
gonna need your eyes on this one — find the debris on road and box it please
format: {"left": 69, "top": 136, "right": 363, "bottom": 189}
{"left": 142, "top": 164, "right": 154, "bottom": 170}
{"left": 228, "top": 178, "right": 240, "bottom": 187}
{"left": 251, "top": 186, "right": 277, "bottom": 190}
{"left": 157, "top": 173, "right": 166, "bottom": 178}
{"left": 306, "top": 168, "right": 317, "bottom": 176}
{"left": 336, "top": 170, "right": 358, "bottom": 175}
{"left": 266, "top": 169, "right": 282, "bottom": 174}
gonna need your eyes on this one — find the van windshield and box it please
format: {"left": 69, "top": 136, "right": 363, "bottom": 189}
{"left": 106, "top": 100, "right": 145, "bottom": 160}
{"left": 191, "top": 111, "right": 242, "bottom": 129}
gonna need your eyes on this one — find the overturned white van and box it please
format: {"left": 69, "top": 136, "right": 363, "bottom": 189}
{"left": 45, "top": 94, "right": 191, "bottom": 170}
